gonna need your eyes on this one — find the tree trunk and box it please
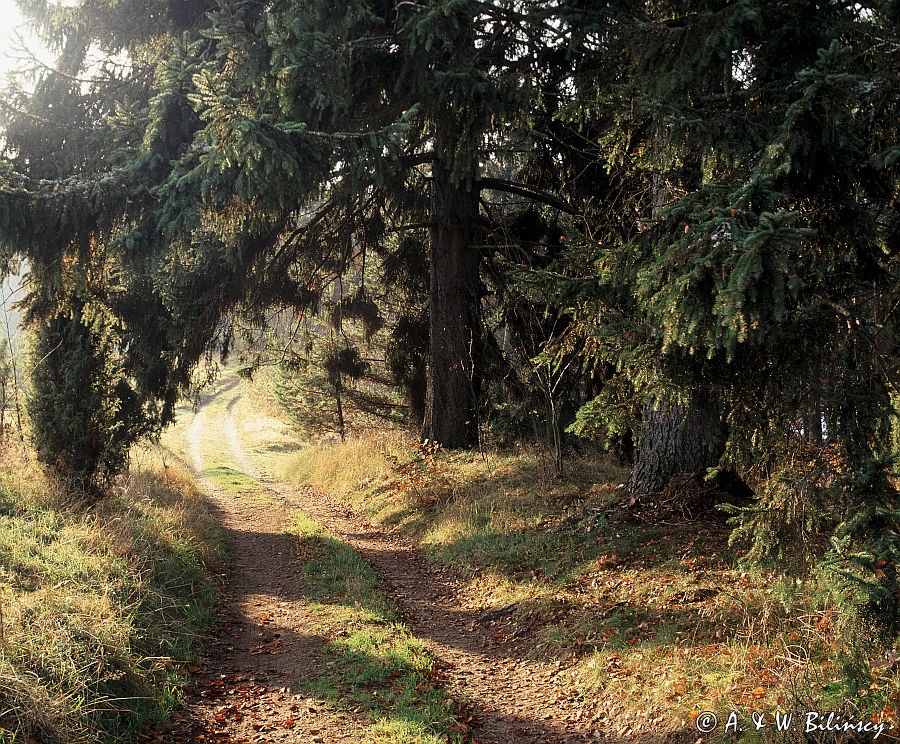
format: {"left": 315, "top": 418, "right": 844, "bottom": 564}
{"left": 419, "top": 4, "right": 484, "bottom": 450}
{"left": 628, "top": 115, "right": 726, "bottom": 500}
{"left": 627, "top": 398, "right": 725, "bottom": 499}
{"left": 406, "top": 361, "right": 427, "bottom": 430}
{"left": 423, "top": 157, "right": 480, "bottom": 448}
{"left": 803, "top": 397, "right": 824, "bottom": 444}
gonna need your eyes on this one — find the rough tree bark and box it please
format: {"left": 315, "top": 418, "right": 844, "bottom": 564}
{"left": 418, "top": 2, "right": 484, "bottom": 450}
{"left": 406, "top": 362, "right": 427, "bottom": 431}
{"left": 627, "top": 398, "right": 725, "bottom": 500}
{"left": 627, "top": 113, "right": 727, "bottom": 499}
{"left": 422, "top": 154, "right": 480, "bottom": 449}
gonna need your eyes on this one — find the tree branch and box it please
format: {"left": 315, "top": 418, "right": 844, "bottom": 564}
{"left": 477, "top": 177, "right": 578, "bottom": 215}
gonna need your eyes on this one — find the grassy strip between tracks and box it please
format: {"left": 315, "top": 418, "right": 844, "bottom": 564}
{"left": 286, "top": 511, "right": 468, "bottom": 743}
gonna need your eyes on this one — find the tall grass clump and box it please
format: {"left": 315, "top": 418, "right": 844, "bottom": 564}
{"left": 0, "top": 442, "right": 224, "bottom": 743}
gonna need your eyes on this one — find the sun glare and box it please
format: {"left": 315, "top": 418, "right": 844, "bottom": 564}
{"left": 0, "top": 1, "right": 55, "bottom": 84}
{"left": 0, "top": 2, "right": 26, "bottom": 73}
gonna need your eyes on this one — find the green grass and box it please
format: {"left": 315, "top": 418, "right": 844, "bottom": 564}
{"left": 0, "top": 442, "right": 225, "bottom": 743}
{"left": 286, "top": 512, "right": 466, "bottom": 744}
{"left": 204, "top": 464, "right": 260, "bottom": 494}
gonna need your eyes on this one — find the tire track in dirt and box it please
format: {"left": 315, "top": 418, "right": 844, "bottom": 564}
{"left": 221, "top": 391, "right": 606, "bottom": 744}
{"left": 145, "top": 388, "right": 367, "bottom": 744}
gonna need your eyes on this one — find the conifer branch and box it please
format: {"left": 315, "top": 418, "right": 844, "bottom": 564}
{"left": 477, "top": 177, "right": 578, "bottom": 215}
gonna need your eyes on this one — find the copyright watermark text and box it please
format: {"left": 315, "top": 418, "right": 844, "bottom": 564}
{"left": 694, "top": 710, "right": 890, "bottom": 739}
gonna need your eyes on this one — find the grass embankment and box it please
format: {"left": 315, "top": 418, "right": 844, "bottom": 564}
{"left": 287, "top": 512, "right": 465, "bottom": 743}
{"left": 279, "top": 434, "right": 899, "bottom": 740}
{"left": 0, "top": 441, "right": 224, "bottom": 743}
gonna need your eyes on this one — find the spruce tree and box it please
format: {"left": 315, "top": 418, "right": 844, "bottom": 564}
{"left": 0, "top": 0, "right": 227, "bottom": 489}
{"left": 27, "top": 299, "right": 145, "bottom": 492}
{"left": 175, "top": 0, "right": 579, "bottom": 448}
{"left": 556, "top": 0, "right": 900, "bottom": 635}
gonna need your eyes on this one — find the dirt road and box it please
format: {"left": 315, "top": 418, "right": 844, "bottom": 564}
{"left": 149, "top": 380, "right": 608, "bottom": 743}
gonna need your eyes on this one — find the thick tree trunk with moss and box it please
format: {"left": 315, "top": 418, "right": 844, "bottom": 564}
{"left": 627, "top": 398, "right": 725, "bottom": 499}
{"left": 423, "top": 155, "right": 480, "bottom": 449}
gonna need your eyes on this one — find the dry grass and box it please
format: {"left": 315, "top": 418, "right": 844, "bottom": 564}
{"left": 279, "top": 432, "right": 900, "bottom": 740}
{"left": 213, "top": 369, "right": 900, "bottom": 739}
{"left": 0, "top": 439, "right": 225, "bottom": 743}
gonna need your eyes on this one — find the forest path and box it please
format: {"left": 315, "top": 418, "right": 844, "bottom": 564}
{"left": 155, "top": 377, "right": 610, "bottom": 743}
{"left": 146, "top": 377, "right": 364, "bottom": 744}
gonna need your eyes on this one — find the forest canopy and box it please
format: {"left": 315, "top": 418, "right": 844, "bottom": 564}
{"left": 0, "top": 0, "right": 897, "bottom": 653}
